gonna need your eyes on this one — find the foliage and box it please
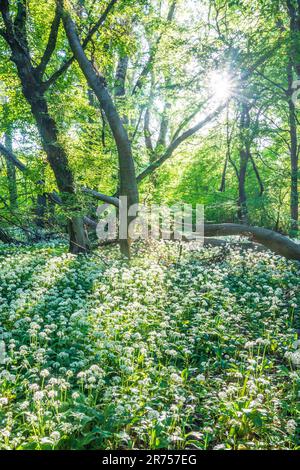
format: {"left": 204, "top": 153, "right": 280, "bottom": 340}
{"left": 0, "top": 0, "right": 298, "bottom": 234}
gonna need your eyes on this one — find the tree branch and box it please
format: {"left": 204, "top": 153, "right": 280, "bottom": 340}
{"left": 171, "top": 97, "right": 211, "bottom": 143}
{"left": 132, "top": 0, "right": 176, "bottom": 95}
{"left": 81, "top": 0, "right": 118, "bottom": 49}
{"left": 81, "top": 187, "right": 120, "bottom": 207}
{"left": 43, "top": 0, "right": 118, "bottom": 89}
{"left": 137, "top": 102, "right": 228, "bottom": 183}
{"left": 0, "top": 142, "right": 27, "bottom": 171}
{"left": 249, "top": 153, "right": 264, "bottom": 196}
{"left": 0, "top": 142, "right": 118, "bottom": 208}
{"left": 136, "top": 36, "right": 285, "bottom": 184}
{"left": 35, "top": 3, "right": 61, "bottom": 78}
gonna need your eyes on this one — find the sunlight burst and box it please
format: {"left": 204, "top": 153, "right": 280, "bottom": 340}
{"left": 209, "top": 70, "right": 234, "bottom": 102}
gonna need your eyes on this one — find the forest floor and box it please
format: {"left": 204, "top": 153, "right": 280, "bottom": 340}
{"left": 0, "top": 240, "right": 299, "bottom": 450}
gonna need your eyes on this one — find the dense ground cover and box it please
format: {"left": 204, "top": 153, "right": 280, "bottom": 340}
{"left": 0, "top": 241, "right": 299, "bottom": 450}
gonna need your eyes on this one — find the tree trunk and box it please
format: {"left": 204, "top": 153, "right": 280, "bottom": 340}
{"left": 36, "top": 193, "right": 47, "bottom": 228}
{"left": 287, "top": 59, "right": 299, "bottom": 234}
{"left": 219, "top": 155, "right": 229, "bottom": 192}
{"left": 68, "top": 216, "right": 90, "bottom": 254}
{"left": 21, "top": 76, "right": 89, "bottom": 253}
{"left": 286, "top": 1, "right": 300, "bottom": 234}
{"left": 115, "top": 55, "right": 129, "bottom": 98}
{"left": 115, "top": 54, "right": 129, "bottom": 126}
{"left": 0, "top": 4, "right": 90, "bottom": 254}
{"left": 60, "top": 3, "right": 138, "bottom": 257}
{"left": 4, "top": 131, "right": 18, "bottom": 209}
{"left": 203, "top": 223, "right": 300, "bottom": 260}
{"left": 237, "top": 103, "right": 251, "bottom": 224}
{"left": 238, "top": 149, "right": 249, "bottom": 223}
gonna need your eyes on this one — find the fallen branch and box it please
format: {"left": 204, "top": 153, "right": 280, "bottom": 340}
{"left": 203, "top": 224, "right": 300, "bottom": 260}
{"left": 82, "top": 214, "right": 295, "bottom": 260}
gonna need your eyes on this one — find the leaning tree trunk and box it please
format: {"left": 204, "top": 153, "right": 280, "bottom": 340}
{"left": 60, "top": 1, "right": 139, "bottom": 257}
{"left": 203, "top": 223, "right": 300, "bottom": 260}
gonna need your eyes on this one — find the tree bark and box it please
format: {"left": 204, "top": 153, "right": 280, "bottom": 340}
{"left": 35, "top": 193, "right": 47, "bottom": 228}
{"left": 115, "top": 55, "right": 129, "bottom": 98}
{"left": 68, "top": 216, "right": 90, "bottom": 254}
{"left": 4, "top": 131, "right": 18, "bottom": 209}
{"left": 237, "top": 102, "right": 251, "bottom": 224}
{"left": 114, "top": 54, "right": 129, "bottom": 126}
{"left": 286, "top": 0, "right": 300, "bottom": 234}
{"left": 287, "top": 59, "right": 299, "bottom": 234}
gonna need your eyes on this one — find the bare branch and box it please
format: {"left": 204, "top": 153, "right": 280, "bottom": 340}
{"left": 81, "top": 187, "right": 120, "bottom": 207}
{"left": 0, "top": 142, "right": 27, "bottom": 172}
